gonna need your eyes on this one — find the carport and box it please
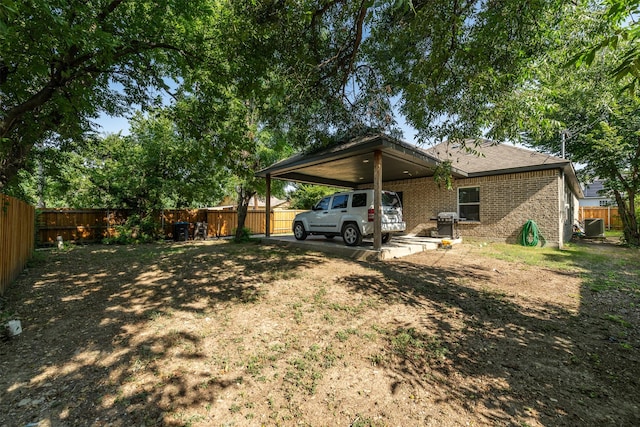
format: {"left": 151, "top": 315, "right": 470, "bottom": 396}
{"left": 256, "top": 133, "right": 467, "bottom": 250}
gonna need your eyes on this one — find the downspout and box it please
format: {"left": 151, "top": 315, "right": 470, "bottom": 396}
{"left": 561, "top": 169, "right": 566, "bottom": 248}
{"left": 560, "top": 132, "right": 567, "bottom": 247}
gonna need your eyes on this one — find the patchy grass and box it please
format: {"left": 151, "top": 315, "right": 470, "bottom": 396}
{"left": 479, "top": 240, "right": 640, "bottom": 294}
{"left": 0, "top": 239, "right": 639, "bottom": 426}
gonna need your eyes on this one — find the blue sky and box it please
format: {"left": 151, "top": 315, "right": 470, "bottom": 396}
{"left": 96, "top": 113, "right": 131, "bottom": 135}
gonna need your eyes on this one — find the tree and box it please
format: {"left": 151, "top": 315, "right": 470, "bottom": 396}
{"left": 22, "top": 111, "right": 229, "bottom": 215}
{"left": 489, "top": 5, "right": 640, "bottom": 245}
{"left": 289, "top": 184, "right": 339, "bottom": 210}
{"left": 570, "top": 0, "right": 640, "bottom": 91}
{"left": 359, "top": 0, "right": 567, "bottom": 145}
{"left": 3, "top": 0, "right": 572, "bottom": 202}
{"left": 0, "top": 0, "right": 226, "bottom": 189}
{"left": 222, "top": 103, "right": 291, "bottom": 242}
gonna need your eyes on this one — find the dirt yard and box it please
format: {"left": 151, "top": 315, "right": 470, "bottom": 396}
{"left": 1, "top": 238, "right": 639, "bottom": 426}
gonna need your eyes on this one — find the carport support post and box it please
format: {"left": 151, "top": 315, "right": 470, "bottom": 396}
{"left": 265, "top": 173, "right": 271, "bottom": 237}
{"left": 374, "top": 150, "right": 382, "bottom": 251}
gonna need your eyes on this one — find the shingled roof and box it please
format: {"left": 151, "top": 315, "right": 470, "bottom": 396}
{"left": 424, "top": 139, "right": 569, "bottom": 176}
{"left": 423, "top": 139, "right": 584, "bottom": 198}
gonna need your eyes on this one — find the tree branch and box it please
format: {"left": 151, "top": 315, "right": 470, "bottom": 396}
{"left": 97, "top": 0, "right": 125, "bottom": 24}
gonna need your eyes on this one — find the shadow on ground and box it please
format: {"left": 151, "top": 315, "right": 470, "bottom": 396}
{"left": 340, "top": 243, "right": 640, "bottom": 426}
{"left": 0, "top": 239, "right": 638, "bottom": 426}
{"left": 1, "top": 241, "right": 325, "bottom": 426}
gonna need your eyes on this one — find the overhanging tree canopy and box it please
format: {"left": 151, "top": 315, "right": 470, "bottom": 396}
{"left": 3, "top": 0, "right": 571, "bottom": 195}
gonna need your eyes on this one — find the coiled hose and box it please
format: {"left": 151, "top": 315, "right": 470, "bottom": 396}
{"left": 520, "top": 220, "right": 544, "bottom": 247}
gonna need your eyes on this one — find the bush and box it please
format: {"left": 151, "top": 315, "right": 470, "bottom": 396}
{"left": 232, "top": 226, "right": 252, "bottom": 243}
{"left": 102, "top": 214, "right": 160, "bottom": 245}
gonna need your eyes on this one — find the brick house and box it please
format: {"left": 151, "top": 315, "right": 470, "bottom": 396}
{"left": 258, "top": 134, "right": 583, "bottom": 248}
{"left": 388, "top": 140, "right": 582, "bottom": 247}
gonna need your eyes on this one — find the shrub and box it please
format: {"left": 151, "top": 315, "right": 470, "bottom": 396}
{"left": 103, "top": 213, "right": 160, "bottom": 245}
{"left": 232, "top": 226, "right": 252, "bottom": 243}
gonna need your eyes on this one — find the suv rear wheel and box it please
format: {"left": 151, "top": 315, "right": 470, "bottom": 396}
{"left": 382, "top": 233, "right": 391, "bottom": 244}
{"left": 293, "top": 222, "right": 307, "bottom": 240}
{"left": 342, "top": 223, "right": 362, "bottom": 246}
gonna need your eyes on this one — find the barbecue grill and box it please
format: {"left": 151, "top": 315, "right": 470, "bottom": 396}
{"left": 437, "top": 212, "right": 459, "bottom": 238}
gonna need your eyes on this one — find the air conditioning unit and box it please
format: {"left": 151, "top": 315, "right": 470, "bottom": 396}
{"left": 584, "top": 218, "right": 605, "bottom": 238}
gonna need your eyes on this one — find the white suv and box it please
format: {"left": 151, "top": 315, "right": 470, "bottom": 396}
{"left": 292, "top": 190, "right": 406, "bottom": 246}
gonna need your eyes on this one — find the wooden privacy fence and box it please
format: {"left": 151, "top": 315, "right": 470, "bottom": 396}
{"left": 37, "top": 208, "right": 306, "bottom": 245}
{"left": 579, "top": 206, "right": 622, "bottom": 230}
{"left": 1, "top": 194, "right": 35, "bottom": 295}
{"left": 38, "top": 208, "right": 130, "bottom": 244}
{"left": 206, "top": 209, "right": 304, "bottom": 237}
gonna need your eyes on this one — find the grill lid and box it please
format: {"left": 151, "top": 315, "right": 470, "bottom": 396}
{"left": 437, "top": 212, "right": 458, "bottom": 220}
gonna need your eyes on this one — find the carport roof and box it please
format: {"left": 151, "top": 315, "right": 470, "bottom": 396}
{"left": 256, "top": 133, "right": 467, "bottom": 188}
{"left": 257, "top": 134, "right": 583, "bottom": 197}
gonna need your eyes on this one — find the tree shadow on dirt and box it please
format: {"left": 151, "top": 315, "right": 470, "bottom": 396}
{"left": 0, "top": 241, "right": 325, "bottom": 426}
{"left": 340, "top": 252, "right": 640, "bottom": 426}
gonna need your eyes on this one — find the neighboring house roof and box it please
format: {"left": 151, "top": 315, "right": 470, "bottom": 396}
{"left": 210, "top": 196, "right": 288, "bottom": 210}
{"left": 249, "top": 196, "right": 288, "bottom": 209}
{"left": 580, "top": 179, "right": 615, "bottom": 206}
{"left": 582, "top": 179, "right": 608, "bottom": 198}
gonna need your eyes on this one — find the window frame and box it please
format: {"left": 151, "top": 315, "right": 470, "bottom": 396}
{"left": 458, "top": 186, "right": 480, "bottom": 221}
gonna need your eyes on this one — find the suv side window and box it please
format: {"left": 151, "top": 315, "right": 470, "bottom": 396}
{"left": 314, "top": 196, "right": 331, "bottom": 211}
{"left": 352, "top": 193, "right": 367, "bottom": 207}
{"left": 331, "top": 194, "right": 349, "bottom": 209}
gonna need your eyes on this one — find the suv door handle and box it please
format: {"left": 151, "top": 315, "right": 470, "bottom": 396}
{"left": 341, "top": 210, "right": 347, "bottom": 212}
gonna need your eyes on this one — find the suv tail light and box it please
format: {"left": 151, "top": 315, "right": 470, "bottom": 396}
{"left": 368, "top": 208, "right": 374, "bottom": 222}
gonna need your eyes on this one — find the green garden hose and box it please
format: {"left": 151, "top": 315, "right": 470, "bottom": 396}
{"left": 520, "top": 220, "right": 544, "bottom": 247}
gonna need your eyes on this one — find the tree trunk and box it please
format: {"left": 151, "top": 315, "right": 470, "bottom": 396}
{"left": 0, "top": 139, "right": 32, "bottom": 190}
{"left": 614, "top": 190, "right": 640, "bottom": 246}
{"left": 235, "top": 185, "right": 256, "bottom": 241}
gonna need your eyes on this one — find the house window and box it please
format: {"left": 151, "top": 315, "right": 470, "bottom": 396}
{"left": 458, "top": 187, "right": 480, "bottom": 221}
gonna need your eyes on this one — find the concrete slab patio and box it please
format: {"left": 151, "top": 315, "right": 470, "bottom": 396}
{"left": 261, "top": 234, "right": 462, "bottom": 261}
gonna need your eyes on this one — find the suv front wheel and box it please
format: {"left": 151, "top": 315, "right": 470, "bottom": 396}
{"left": 293, "top": 222, "right": 307, "bottom": 240}
{"left": 342, "top": 223, "right": 362, "bottom": 246}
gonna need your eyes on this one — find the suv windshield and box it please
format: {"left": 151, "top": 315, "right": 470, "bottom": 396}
{"left": 314, "top": 197, "right": 331, "bottom": 210}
